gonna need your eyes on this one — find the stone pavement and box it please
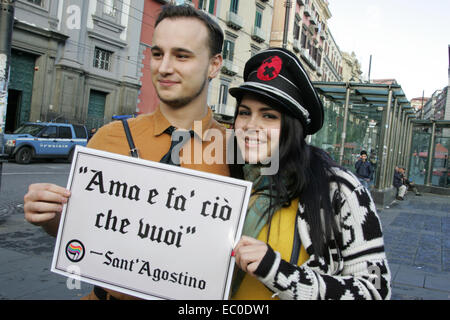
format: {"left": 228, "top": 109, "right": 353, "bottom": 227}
{"left": 0, "top": 190, "right": 449, "bottom": 300}
{"left": 377, "top": 191, "right": 450, "bottom": 299}
{"left": 0, "top": 202, "right": 93, "bottom": 299}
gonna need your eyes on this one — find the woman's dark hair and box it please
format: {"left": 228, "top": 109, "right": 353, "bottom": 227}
{"left": 230, "top": 97, "right": 343, "bottom": 259}
{"left": 155, "top": 4, "right": 224, "bottom": 57}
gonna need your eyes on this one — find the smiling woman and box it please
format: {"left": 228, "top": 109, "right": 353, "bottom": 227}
{"left": 234, "top": 96, "right": 281, "bottom": 165}
{"left": 228, "top": 47, "right": 391, "bottom": 300}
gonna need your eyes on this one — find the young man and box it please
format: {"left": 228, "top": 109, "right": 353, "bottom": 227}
{"left": 23, "top": 5, "right": 228, "bottom": 300}
{"left": 355, "top": 150, "right": 373, "bottom": 190}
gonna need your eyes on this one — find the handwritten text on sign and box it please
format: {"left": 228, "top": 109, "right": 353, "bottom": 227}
{"left": 51, "top": 146, "right": 252, "bottom": 300}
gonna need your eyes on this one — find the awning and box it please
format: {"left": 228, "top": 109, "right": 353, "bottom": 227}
{"left": 312, "top": 82, "right": 412, "bottom": 122}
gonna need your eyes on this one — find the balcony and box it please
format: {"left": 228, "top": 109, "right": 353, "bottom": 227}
{"left": 297, "top": 0, "right": 305, "bottom": 5}
{"left": 303, "top": 5, "right": 312, "bottom": 17}
{"left": 221, "top": 59, "right": 239, "bottom": 76}
{"left": 309, "top": 15, "right": 317, "bottom": 25}
{"left": 300, "top": 48, "right": 310, "bottom": 60}
{"left": 226, "top": 11, "right": 244, "bottom": 30}
{"left": 300, "top": 48, "right": 317, "bottom": 70}
{"left": 319, "top": 30, "right": 327, "bottom": 40}
{"left": 252, "top": 26, "right": 266, "bottom": 43}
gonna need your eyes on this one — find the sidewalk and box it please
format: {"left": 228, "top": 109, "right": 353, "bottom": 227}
{"left": 0, "top": 191, "right": 449, "bottom": 300}
{"left": 377, "top": 191, "right": 450, "bottom": 300}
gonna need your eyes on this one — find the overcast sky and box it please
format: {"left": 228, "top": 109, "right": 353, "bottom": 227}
{"left": 327, "top": 0, "right": 449, "bottom": 100}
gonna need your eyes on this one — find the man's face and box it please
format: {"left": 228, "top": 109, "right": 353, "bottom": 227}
{"left": 361, "top": 154, "right": 367, "bottom": 161}
{"left": 150, "top": 18, "right": 221, "bottom": 109}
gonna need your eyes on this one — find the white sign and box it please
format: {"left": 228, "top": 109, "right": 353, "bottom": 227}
{"left": 51, "top": 146, "right": 252, "bottom": 300}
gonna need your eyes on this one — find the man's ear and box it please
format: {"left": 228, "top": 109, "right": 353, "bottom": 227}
{"left": 208, "top": 54, "right": 223, "bottom": 80}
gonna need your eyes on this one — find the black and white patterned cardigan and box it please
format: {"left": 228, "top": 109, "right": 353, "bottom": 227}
{"left": 253, "top": 167, "right": 392, "bottom": 300}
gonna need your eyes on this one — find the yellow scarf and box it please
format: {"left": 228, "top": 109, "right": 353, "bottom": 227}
{"left": 232, "top": 198, "right": 309, "bottom": 300}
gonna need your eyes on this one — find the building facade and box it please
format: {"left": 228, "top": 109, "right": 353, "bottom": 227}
{"left": 6, "top": 0, "right": 145, "bottom": 133}
{"left": 410, "top": 96, "right": 430, "bottom": 118}
{"left": 321, "top": 28, "right": 342, "bottom": 82}
{"left": 270, "top": 0, "right": 332, "bottom": 82}
{"left": 341, "top": 51, "right": 363, "bottom": 82}
{"left": 434, "top": 87, "right": 448, "bottom": 120}
{"left": 136, "top": 0, "right": 166, "bottom": 115}
{"left": 213, "top": 0, "right": 273, "bottom": 119}
{"left": 422, "top": 87, "right": 448, "bottom": 121}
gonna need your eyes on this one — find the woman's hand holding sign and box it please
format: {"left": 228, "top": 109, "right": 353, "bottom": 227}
{"left": 24, "top": 183, "right": 71, "bottom": 237}
{"left": 233, "top": 236, "right": 268, "bottom": 277}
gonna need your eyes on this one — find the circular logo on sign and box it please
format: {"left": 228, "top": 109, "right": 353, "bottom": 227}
{"left": 65, "top": 240, "right": 85, "bottom": 263}
{"left": 257, "top": 56, "right": 283, "bottom": 81}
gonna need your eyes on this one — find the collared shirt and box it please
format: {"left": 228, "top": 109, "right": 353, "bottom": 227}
{"left": 88, "top": 106, "right": 230, "bottom": 176}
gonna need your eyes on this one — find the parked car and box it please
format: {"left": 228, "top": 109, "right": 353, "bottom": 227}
{"left": 2, "top": 122, "right": 88, "bottom": 164}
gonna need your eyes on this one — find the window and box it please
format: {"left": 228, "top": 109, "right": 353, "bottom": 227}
{"left": 223, "top": 40, "right": 235, "bottom": 62}
{"left": 58, "top": 127, "right": 73, "bottom": 139}
{"left": 300, "top": 29, "right": 307, "bottom": 48}
{"left": 311, "top": 46, "right": 317, "bottom": 61}
{"left": 208, "top": 0, "right": 215, "bottom": 14}
{"left": 294, "top": 23, "right": 300, "bottom": 40}
{"left": 40, "top": 126, "right": 57, "bottom": 139}
{"left": 254, "top": 10, "right": 262, "bottom": 28}
{"left": 250, "top": 45, "right": 260, "bottom": 57}
{"left": 198, "top": 0, "right": 215, "bottom": 14}
{"left": 103, "top": 0, "right": 117, "bottom": 17}
{"left": 26, "top": 0, "right": 44, "bottom": 7}
{"left": 218, "top": 83, "right": 229, "bottom": 111}
{"left": 317, "top": 50, "right": 322, "bottom": 66}
{"left": 230, "top": 0, "right": 239, "bottom": 14}
{"left": 73, "top": 125, "right": 87, "bottom": 139}
{"left": 94, "top": 47, "right": 113, "bottom": 71}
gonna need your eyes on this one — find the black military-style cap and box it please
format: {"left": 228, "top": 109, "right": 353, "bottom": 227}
{"left": 229, "top": 47, "right": 324, "bottom": 135}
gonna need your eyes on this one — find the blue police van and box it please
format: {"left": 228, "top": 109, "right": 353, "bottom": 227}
{"left": 2, "top": 122, "right": 88, "bottom": 164}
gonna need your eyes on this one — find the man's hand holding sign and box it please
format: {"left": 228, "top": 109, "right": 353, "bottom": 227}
{"left": 50, "top": 146, "right": 251, "bottom": 300}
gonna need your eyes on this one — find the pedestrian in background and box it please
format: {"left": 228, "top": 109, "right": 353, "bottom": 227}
{"left": 228, "top": 48, "right": 391, "bottom": 300}
{"left": 394, "top": 166, "right": 407, "bottom": 200}
{"left": 355, "top": 150, "right": 373, "bottom": 190}
{"left": 88, "top": 127, "right": 97, "bottom": 141}
{"left": 399, "top": 167, "right": 422, "bottom": 197}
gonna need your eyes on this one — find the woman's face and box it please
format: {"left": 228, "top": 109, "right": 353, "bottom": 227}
{"left": 234, "top": 95, "right": 281, "bottom": 164}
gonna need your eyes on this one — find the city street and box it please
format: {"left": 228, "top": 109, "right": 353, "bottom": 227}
{"left": 0, "top": 160, "right": 93, "bottom": 299}
{"left": 0, "top": 160, "right": 449, "bottom": 300}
